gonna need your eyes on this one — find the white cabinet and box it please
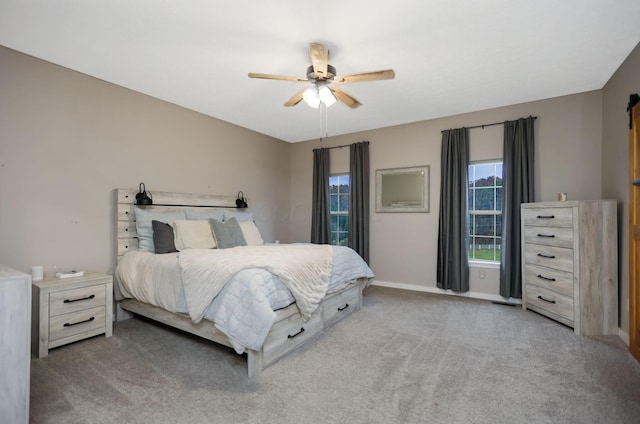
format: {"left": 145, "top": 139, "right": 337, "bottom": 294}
{"left": 0, "top": 266, "right": 31, "bottom": 424}
{"left": 521, "top": 200, "right": 618, "bottom": 335}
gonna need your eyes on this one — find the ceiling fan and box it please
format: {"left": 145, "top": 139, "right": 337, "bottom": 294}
{"left": 248, "top": 43, "right": 395, "bottom": 109}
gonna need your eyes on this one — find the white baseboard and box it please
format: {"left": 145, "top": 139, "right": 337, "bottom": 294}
{"left": 618, "top": 328, "right": 630, "bottom": 346}
{"left": 371, "top": 280, "right": 523, "bottom": 305}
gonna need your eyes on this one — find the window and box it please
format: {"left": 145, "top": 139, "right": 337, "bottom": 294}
{"left": 468, "top": 161, "right": 503, "bottom": 262}
{"left": 329, "top": 174, "right": 350, "bottom": 246}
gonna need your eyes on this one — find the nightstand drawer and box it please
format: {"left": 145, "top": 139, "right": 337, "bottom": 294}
{"left": 49, "top": 284, "right": 106, "bottom": 316}
{"left": 49, "top": 306, "right": 106, "bottom": 342}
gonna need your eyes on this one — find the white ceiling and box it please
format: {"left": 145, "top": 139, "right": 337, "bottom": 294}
{"left": 1, "top": 1, "right": 639, "bottom": 143}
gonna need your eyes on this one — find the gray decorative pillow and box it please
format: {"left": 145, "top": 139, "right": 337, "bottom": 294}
{"left": 152, "top": 220, "right": 178, "bottom": 254}
{"left": 134, "top": 207, "right": 186, "bottom": 252}
{"left": 209, "top": 217, "right": 247, "bottom": 249}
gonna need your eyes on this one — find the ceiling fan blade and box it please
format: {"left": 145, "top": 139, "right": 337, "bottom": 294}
{"left": 333, "top": 69, "right": 395, "bottom": 85}
{"left": 309, "top": 43, "right": 329, "bottom": 79}
{"left": 284, "top": 87, "right": 307, "bottom": 107}
{"left": 248, "top": 73, "right": 308, "bottom": 83}
{"left": 331, "top": 87, "right": 362, "bottom": 109}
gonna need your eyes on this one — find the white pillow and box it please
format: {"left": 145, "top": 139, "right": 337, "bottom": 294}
{"left": 173, "top": 220, "right": 217, "bottom": 250}
{"left": 239, "top": 220, "right": 264, "bottom": 245}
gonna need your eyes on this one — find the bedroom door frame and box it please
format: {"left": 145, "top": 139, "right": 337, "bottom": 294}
{"left": 629, "top": 99, "right": 640, "bottom": 363}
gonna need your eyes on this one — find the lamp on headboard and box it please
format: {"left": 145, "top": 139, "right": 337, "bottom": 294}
{"left": 236, "top": 191, "right": 248, "bottom": 208}
{"left": 135, "top": 182, "right": 153, "bottom": 205}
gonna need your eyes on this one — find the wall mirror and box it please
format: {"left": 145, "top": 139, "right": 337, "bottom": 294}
{"left": 376, "top": 165, "right": 429, "bottom": 213}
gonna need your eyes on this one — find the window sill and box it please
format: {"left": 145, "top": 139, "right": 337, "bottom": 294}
{"left": 468, "top": 260, "right": 500, "bottom": 270}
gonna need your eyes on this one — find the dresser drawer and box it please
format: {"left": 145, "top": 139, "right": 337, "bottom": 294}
{"left": 522, "top": 207, "right": 573, "bottom": 227}
{"left": 523, "top": 263, "right": 574, "bottom": 297}
{"left": 524, "top": 284, "right": 574, "bottom": 322}
{"left": 323, "top": 284, "right": 360, "bottom": 327}
{"left": 523, "top": 243, "right": 574, "bottom": 273}
{"left": 49, "top": 306, "right": 106, "bottom": 342}
{"left": 262, "top": 310, "right": 323, "bottom": 366}
{"left": 49, "top": 284, "right": 106, "bottom": 316}
{"left": 523, "top": 225, "right": 573, "bottom": 248}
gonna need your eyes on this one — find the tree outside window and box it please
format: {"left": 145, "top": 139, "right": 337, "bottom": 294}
{"left": 468, "top": 162, "right": 503, "bottom": 262}
{"left": 329, "top": 174, "right": 350, "bottom": 246}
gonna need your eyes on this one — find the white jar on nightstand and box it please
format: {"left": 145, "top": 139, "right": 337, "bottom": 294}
{"left": 32, "top": 272, "right": 113, "bottom": 357}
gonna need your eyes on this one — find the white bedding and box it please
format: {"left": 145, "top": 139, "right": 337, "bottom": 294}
{"left": 115, "top": 244, "right": 374, "bottom": 353}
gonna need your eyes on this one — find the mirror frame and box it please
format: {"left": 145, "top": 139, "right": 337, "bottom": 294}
{"left": 375, "top": 165, "right": 430, "bottom": 213}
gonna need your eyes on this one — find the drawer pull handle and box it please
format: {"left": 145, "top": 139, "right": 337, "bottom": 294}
{"left": 537, "top": 233, "right": 555, "bottom": 238}
{"left": 536, "top": 215, "right": 555, "bottom": 219}
{"left": 288, "top": 327, "right": 305, "bottom": 339}
{"left": 64, "top": 316, "right": 95, "bottom": 327}
{"left": 337, "top": 303, "right": 350, "bottom": 311}
{"left": 536, "top": 274, "right": 556, "bottom": 282}
{"left": 537, "top": 253, "right": 556, "bottom": 259}
{"left": 63, "top": 294, "right": 95, "bottom": 303}
{"left": 537, "top": 295, "right": 556, "bottom": 304}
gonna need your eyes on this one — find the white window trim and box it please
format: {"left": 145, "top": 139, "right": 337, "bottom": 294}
{"left": 468, "top": 159, "right": 503, "bottom": 265}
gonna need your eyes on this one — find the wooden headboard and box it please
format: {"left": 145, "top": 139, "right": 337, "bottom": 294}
{"left": 115, "top": 189, "right": 241, "bottom": 263}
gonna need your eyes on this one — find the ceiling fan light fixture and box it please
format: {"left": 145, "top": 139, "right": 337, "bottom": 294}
{"left": 303, "top": 85, "right": 320, "bottom": 109}
{"left": 318, "top": 83, "right": 337, "bottom": 107}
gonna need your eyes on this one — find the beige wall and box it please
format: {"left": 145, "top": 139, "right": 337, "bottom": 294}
{"left": 2, "top": 40, "right": 632, "bottom": 332}
{"left": 0, "top": 46, "right": 291, "bottom": 277}
{"left": 290, "top": 90, "right": 604, "bottom": 299}
{"left": 602, "top": 41, "right": 640, "bottom": 336}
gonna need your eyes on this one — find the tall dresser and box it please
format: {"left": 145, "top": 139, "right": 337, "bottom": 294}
{"left": 0, "top": 266, "right": 31, "bottom": 424}
{"left": 520, "top": 200, "right": 618, "bottom": 335}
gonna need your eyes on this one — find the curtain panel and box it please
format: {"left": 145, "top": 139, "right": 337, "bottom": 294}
{"left": 348, "top": 142, "right": 370, "bottom": 263}
{"left": 437, "top": 128, "right": 470, "bottom": 292}
{"left": 311, "top": 148, "right": 331, "bottom": 244}
{"left": 500, "top": 116, "right": 535, "bottom": 298}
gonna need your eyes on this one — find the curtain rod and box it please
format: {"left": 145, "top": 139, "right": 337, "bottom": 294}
{"left": 440, "top": 116, "right": 537, "bottom": 133}
{"left": 313, "top": 141, "right": 369, "bottom": 152}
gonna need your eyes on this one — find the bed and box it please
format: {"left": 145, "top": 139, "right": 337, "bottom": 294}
{"left": 113, "top": 188, "right": 374, "bottom": 378}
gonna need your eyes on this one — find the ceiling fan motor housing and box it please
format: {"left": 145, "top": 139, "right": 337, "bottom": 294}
{"left": 307, "top": 64, "right": 336, "bottom": 81}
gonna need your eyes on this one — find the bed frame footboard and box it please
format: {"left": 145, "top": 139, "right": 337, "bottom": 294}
{"left": 116, "top": 279, "right": 366, "bottom": 378}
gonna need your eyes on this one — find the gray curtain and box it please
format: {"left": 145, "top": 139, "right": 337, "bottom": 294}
{"left": 500, "top": 116, "right": 535, "bottom": 298}
{"left": 348, "top": 142, "right": 370, "bottom": 263}
{"left": 311, "top": 148, "right": 331, "bottom": 244}
{"left": 437, "top": 128, "right": 470, "bottom": 292}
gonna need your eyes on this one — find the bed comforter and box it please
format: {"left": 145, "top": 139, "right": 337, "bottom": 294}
{"left": 115, "top": 244, "right": 374, "bottom": 353}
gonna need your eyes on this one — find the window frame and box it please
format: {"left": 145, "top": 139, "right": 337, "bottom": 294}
{"left": 467, "top": 160, "right": 503, "bottom": 266}
{"left": 329, "top": 173, "right": 350, "bottom": 246}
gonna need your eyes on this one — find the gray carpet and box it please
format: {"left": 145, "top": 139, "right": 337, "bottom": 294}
{"left": 30, "top": 286, "right": 640, "bottom": 424}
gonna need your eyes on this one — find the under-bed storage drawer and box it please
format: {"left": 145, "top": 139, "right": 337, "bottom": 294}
{"left": 322, "top": 284, "right": 360, "bottom": 327}
{"left": 262, "top": 309, "right": 323, "bottom": 366}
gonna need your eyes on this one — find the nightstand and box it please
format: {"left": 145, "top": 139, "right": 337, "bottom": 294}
{"left": 32, "top": 273, "right": 113, "bottom": 357}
